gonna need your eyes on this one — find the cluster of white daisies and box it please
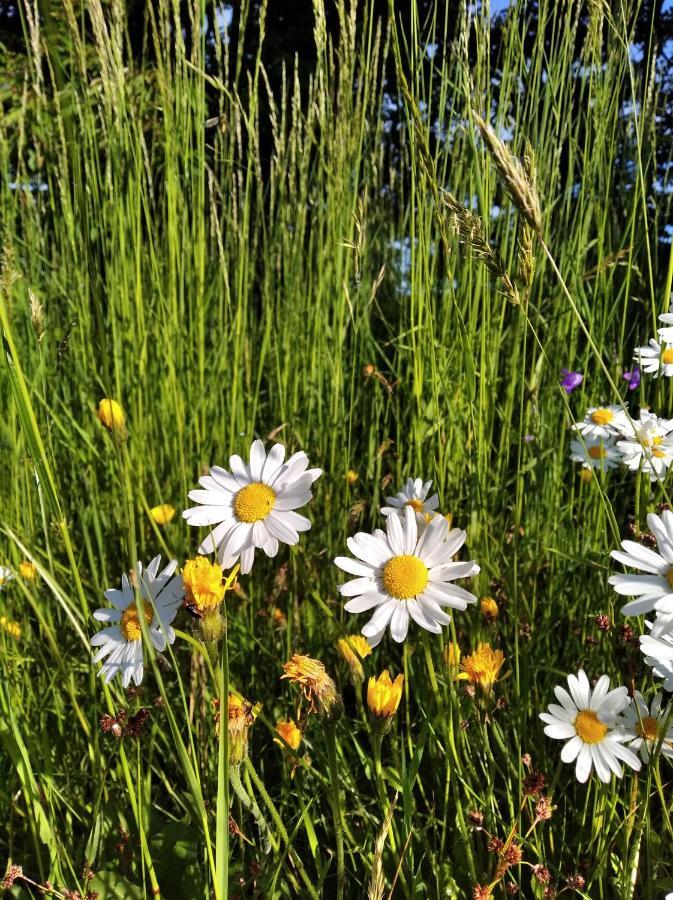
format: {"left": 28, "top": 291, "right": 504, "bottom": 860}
{"left": 542, "top": 509, "right": 673, "bottom": 783}
{"left": 569, "top": 405, "right": 673, "bottom": 482}
{"left": 90, "top": 445, "right": 481, "bottom": 686}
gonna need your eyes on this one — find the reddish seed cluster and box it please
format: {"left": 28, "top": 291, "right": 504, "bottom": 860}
{"left": 468, "top": 809, "right": 484, "bottom": 829}
{"left": 523, "top": 769, "right": 546, "bottom": 797}
{"left": 100, "top": 708, "right": 151, "bottom": 740}
{"left": 595, "top": 613, "right": 611, "bottom": 631}
{"left": 532, "top": 865, "right": 551, "bottom": 885}
{"left": 1, "top": 865, "right": 22, "bottom": 889}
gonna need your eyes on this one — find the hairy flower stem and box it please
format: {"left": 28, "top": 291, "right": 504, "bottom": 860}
{"left": 228, "top": 764, "right": 273, "bottom": 852}
{"left": 325, "top": 723, "right": 345, "bottom": 900}
{"left": 244, "top": 759, "right": 320, "bottom": 900}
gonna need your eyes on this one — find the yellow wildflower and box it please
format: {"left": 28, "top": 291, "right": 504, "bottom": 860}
{"left": 336, "top": 634, "right": 372, "bottom": 683}
{"left": 480, "top": 597, "right": 499, "bottom": 622}
{"left": 275, "top": 719, "right": 302, "bottom": 751}
{"left": 150, "top": 504, "right": 176, "bottom": 526}
{"left": 183, "top": 556, "right": 227, "bottom": 613}
{"left": 96, "top": 398, "right": 126, "bottom": 435}
{"left": 367, "top": 670, "right": 404, "bottom": 731}
{"left": 19, "top": 561, "right": 37, "bottom": 580}
{"left": 0, "top": 616, "right": 21, "bottom": 640}
{"left": 282, "top": 654, "right": 342, "bottom": 723}
{"left": 346, "top": 469, "right": 359, "bottom": 485}
{"left": 460, "top": 643, "right": 505, "bottom": 692}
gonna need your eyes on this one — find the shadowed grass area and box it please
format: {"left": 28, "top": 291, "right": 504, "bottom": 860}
{"left": 1, "top": 0, "right": 673, "bottom": 896}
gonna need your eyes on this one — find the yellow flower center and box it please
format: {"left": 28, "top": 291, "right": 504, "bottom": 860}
{"left": 663, "top": 348, "right": 673, "bottom": 365}
{"left": 120, "top": 599, "right": 154, "bottom": 641}
{"left": 588, "top": 445, "right": 605, "bottom": 460}
{"left": 637, "top": 715, "right": 659, "bottom": 741}
{"left": 382, "top": 554, "right": 429, "bottom": 599}
{"left": 234, "top": 482, "right": 276, "bottom": 523}
{"left": 574, "top": 710, "right": 608, "bottom": 744}
{"left": 591, "top": 408, "right": 614, "bottom": 426}
{"left": 405, "top": 498, "right": 424, "bottom": 512}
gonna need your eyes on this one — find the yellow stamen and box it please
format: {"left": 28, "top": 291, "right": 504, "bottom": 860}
{"left": 382, "top": 554, "right": 429, "bottom": 599}
{"left": 590, "top": 408, "right": 614, "bottom": 426}
{"left": 120, "top": 599, "right": 154, "bottom": 641}
{"left": 637, "top": 715, "right": 659, "bottom": 741}
{"left": 574, "top": 710, "right": 608, "bottom": 744}
{"left": 234, "top": 482, "right": 276, "bottom": 523}
{"left": 405, "top": 498, "right": 424, "bottom": 513}
{"left": 663, "top": 348, "right": 673, "bottom": 365}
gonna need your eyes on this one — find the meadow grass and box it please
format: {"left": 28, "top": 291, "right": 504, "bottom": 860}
{"left": 1, "top": 0, "right": 673, "bottom": 896}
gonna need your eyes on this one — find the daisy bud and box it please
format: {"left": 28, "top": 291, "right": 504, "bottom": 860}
{"left": 228, "top": 693, "right": 257, "bottom": 765}
{"left": 96, "top": 398, "right": 126, "bottom": 436}
{"left": 282, "top": 654, "right": 343, "bottom": 724}
{"left": 19, "top": 561, "right": 37, "bottom": 580}
{"left": 150, "top": 504, "right": 176, "bottom": 526}
{"left": 367, "top": 670, "right": 404, "bottom": 734}
{"left": 480, "top": 597, "right": 499, "bottom": 622}
{"left": 274, "top": 719, "right": 302, "bottom": 751}
{"left": 336, "top": 634, "right": 372, "bottom": 684}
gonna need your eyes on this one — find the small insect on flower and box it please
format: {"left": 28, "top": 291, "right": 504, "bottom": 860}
{"left": 228, "top": 693, "right": 257, "bottom": 765}
{"left": 335, "top": 505, "right": 479, "bottom": 647}
{"left": 540, "top": 670, "right": 640, "bottom": 783}
{"left": 633, "top": 338, "right": 673, "bottom": 378}
{"left": 282, "top": 654, "right": 342, "bottom": 724}
{"left": 150, "top": 504, "right": 176, "bottom": 526}
{"left": 19, "top": 561, "right": 37, "bottom": 580}
{"left": 560, "top": 369, "right": 583, "bottom": 394}
{"left": 609, "top": 510, "right": 673, "bottom": 622}
{"left": 0, "top": 566, "right": 15, "bottom": 590}
{"left": 275, "top": 719, "right": 302, "bottom": 751}
{"left": 618, "top": 691, "right": 673, "bottom": 762}
{"left": 572, "top": 405, "right": 629, "bottom": 441}
{"left": 569, "top": 437, "right": 621, "bottom": 472}
{"left": 380, "top": 476, "right": 439, "bottom": 519}
{"left": 183, "top": 439, "right": 322, "bottom": 574}
{"left": 96, "top": 398, "right": 126, "bottom": 434}
{"left": 459, "top": 643, "right": 505, "bottom": 693}
{"left": 480, "top": 597, "right": 499, "bottom": 622}
{"left": 367, "top": 670, "right": 404, "bottom": 733}
{"left": 336, "top": 634, "right": 372, "bottom": 683}
{"left": 90, "top": 556, "right": 184, "bottom": 688}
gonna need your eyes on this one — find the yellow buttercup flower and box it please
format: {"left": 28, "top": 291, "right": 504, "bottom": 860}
{"left": 275, "top": 719, "right": 302, "bottom": 751}
{"left": 96, "top": 398, "right": 126, "bottom": 434}
{"left": 19, "top": 561, "right": 37, "bottom": 580}
{"left": 282, "top": 654, "right": 342, "bottom": 723}
{"left": 337, "top": 635, "right": 372, "bottom": 683}
{"left": 367, "top": 670, "right": 404, "bottom": 726}
{"left": 183, "top": 556, "right": 227, "bottom": 612}
{"left": 0, "top": 616, "right": 21, "bottom": 640}
{"left": 150, "top": 504, "right": 176, "bottom": 526}
{"left": 480, "top": 597, "right": 499, "bottom": 622}
{"left": 460, "top": 643, "right": 505, "bottom": 692}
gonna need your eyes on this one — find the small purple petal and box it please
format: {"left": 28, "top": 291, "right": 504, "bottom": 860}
{"left": 523, "top": 434, "right": 535, "bottom": 443}
{"left": 622, "top": 368, "right": 640, "bottom": 391}
{"left": 560, "top": 370, "right": 583, "bottom": 393}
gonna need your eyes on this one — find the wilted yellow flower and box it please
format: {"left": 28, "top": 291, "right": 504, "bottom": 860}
{"left": 282, "top": 654, "right": 342, "bottom": 723}
{"left": 0, "top": 616, "right": 21, "bottom": 640}
{"left": 183, "top": 556, "right": 226, "bottom": 612}
{"left": 96, "top": 398, "right": 125, "bottom": 434}
{"left": 346, "top": 469, "right": 359, "bottom": 486}
{"left": 480, "top": 597, "right": 499, "bottom": 622}
{"left": 227, "top": 693, "right": 257, "bottom": 765}
{"left": 275, "top": 719, "right": 302, "bottom": 751}
{"left": 19, "top": 561, "right": 37, "bottom": 580}
{"left": 443, "top": 641, "right": 461, "bottom": 676}
{"left": 367, "top": 670, "right": 404, "bottom": 727}
{"left": 460, "top": 643, "right": 505, "bottom": 692}
{"left": 337, "top": 634, "right": 372, "bottom": 682}
{"left": 150, "top": 504, "right": 176, "bottom": 526}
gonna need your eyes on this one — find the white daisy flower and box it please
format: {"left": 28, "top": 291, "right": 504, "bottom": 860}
{"left": 569, "top": 437, "right": 621, "bottom": 472}
{"left": 0, "top": 566, "right": 15, "bottom": 591}
{"left": 617, "top": 691, "right": 673, "bottom": 762}
{"left": 380, "top": 477, "right": 439, "bottom": 518}
{"left": 572, "top": 405, "right": 630, "bottom": 440}
{"left": 183, "top": 439, "right": 322, "bottom": 574}
{"left": 633, "top": 338, "right": 673, "bottom": 377}
{"left": 616, "top": 411, "right": 673, "bottom": 482}
{"left": 334, "top": 505, "right": 479, "bottom": 647}
{"left": 658, "top": 305, "right": 673, "bottom": 343}
{"left": 539, "top": 670, "right": 640, "bottom": 783}
{"left": 91, "top": 556, "right": 184, "bottom": 688}
{"left": 640, "top": 619, "right": 673, "bottom": 691}
{"left": 609, "top": 511, "right": 673, "bottom": 620}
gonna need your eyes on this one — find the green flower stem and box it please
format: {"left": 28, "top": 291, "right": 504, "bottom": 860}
{"left": 228, "top": 763, "right": 273, "bottom": 852}
{"left": 244, "top": 759, "right": 320, "bottom": 900}
{"left": 324, "top": 722, "right": 345, "bottom": 900}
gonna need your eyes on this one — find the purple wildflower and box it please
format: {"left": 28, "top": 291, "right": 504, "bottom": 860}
{"left": 560, "top": 369, "right": 583, "bottom": 394}
{"left": 622, "top": 368, "right": 640, "bottom": 391}
{"left": 523, "top": 434, "right": 535, "bottom": 443}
